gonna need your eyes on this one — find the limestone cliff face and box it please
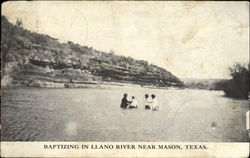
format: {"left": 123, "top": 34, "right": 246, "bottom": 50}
{"left": 1, "top": 16, "right": 183, "bottom": 87}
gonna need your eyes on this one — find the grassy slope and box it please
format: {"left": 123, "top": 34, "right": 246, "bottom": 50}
{"left": 1, "top": 16, "right": 183, "bottom": 87}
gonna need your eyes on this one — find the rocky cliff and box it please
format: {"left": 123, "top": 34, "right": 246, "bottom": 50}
{"left": 1, "top": 16, "right": 183, "bottom": 88}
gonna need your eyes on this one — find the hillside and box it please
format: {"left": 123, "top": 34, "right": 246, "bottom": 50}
{"left": 1, "top": 16, "right": 183, "bottom": 88}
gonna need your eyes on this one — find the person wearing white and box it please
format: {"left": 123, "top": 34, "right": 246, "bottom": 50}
{"left": 129, "top": 96, "right": 138, "bottom": 109}
{"left": 151, "top": 94, "right": 159, "bottom": 111}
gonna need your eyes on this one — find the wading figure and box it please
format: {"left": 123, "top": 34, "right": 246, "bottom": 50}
{"left": 120, "top": 93, "right": 130, "bottom": 109}
{"left": 128, "top": 96, "right": 138, "bottom": 109}
{"left": 151, "top": 94, "right": 159, "bottom": 111}
{"left": 144, "top": 94, "right": 151, "bottom": 109}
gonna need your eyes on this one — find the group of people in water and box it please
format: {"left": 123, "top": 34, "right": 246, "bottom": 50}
{"left": 120, "top": 93, "right": 159, "bottom": 111}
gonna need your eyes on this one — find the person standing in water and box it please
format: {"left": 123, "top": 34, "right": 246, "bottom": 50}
{"left": 144, "top": 94, "right": 151, "bottom": 109}
{"left": 129, "top": 96, "right": 138, "bottom": 109}
{"left": 151, "top": 94, "right": 159, "bottom": 111}
{"left": 120, "top": 93, "right": 130, "bottom": 109}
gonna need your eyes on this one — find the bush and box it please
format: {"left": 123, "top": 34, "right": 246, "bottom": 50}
{"left": 223, "top": 63, "right": 249, "bottom": 99}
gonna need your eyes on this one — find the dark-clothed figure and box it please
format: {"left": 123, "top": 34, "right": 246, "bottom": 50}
{"left": 144, "top": 94, "right": 151, "bottom": 109}
{"left": 120, "top": 93, "right": 129, "bottom": 109}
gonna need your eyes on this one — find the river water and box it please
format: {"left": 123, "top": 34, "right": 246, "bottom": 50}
{"left": 1, "top": 87, "right": 249, "bottom": 141}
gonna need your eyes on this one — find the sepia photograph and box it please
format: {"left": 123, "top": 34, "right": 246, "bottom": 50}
{"left": 1, "top": 1, "right": 249, "bottom": 157}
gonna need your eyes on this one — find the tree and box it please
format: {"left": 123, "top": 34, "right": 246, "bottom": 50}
{"left": 15, "top": 18, "right": 23, "bottom": 28}
{"left": 223, "top": 63, "right": 249, "bottom": 99}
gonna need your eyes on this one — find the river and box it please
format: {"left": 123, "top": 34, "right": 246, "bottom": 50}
{"left": 1, "top": 87, "right": 249, "bottom": 141}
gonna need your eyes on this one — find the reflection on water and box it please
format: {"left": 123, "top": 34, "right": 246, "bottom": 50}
{"left": 65, "top": 122, "right": 78, "bottom": 136}
{"left": 1, "top": 87, "right": 249, "bottom": 142}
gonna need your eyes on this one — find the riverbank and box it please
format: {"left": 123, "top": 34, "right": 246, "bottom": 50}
{"left": 1, "top": 15, "right": 184, "bottom": 92}
{"left": 2, "top": 75, "right": 182, "bottom": 90}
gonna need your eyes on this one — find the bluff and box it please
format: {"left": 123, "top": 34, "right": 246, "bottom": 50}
{"left": 1, "top": 16, "right": 183, "bottom": 88}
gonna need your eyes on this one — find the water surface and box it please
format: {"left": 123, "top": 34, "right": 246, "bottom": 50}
{"left": 1, "top": 87, "right": 249, "bottom": 141}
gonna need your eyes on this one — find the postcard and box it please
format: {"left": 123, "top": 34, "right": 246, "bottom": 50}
{"left": 1, "top": 1, "right": 249, "bottom": 157}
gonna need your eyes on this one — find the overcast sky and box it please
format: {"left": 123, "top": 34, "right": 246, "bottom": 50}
{"left": 2, "top": 1, "right": 249, "bottom": 79}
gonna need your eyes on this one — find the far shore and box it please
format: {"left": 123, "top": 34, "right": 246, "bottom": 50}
{"left": 2, "top": 78, "right": 184, "bottom": 91}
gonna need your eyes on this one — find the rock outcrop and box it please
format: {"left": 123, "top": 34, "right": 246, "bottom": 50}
{"left": 1, "top": 16, "right": 184, "bottom": 88}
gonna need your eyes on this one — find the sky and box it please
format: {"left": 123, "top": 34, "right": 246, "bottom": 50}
{"left": 2, "top": 1, "right": 249, "bottom": 79}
